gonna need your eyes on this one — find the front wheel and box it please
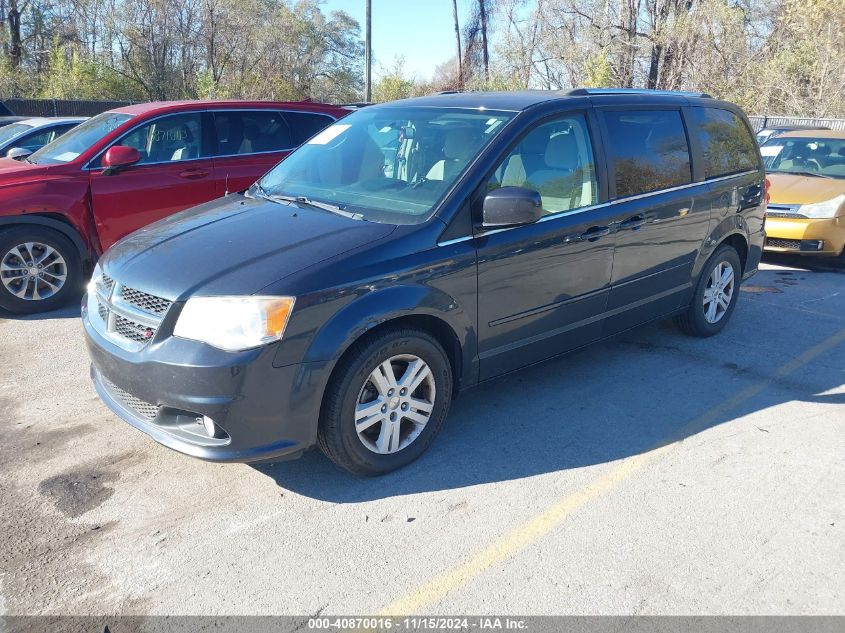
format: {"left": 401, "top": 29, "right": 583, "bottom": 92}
{"left": 674, "top": 245, "right": 741, "bottom": 337}
{"left": 318, "top": 327, "right": 453, "bottom": 475}
{"left": 0, "top": 226, "right": 83, "bottom": 314}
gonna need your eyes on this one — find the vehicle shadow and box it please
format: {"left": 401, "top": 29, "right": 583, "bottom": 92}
{"left": 762, "top": 252, "right": 845, "bottom": 273}
{"left": 0, "top": 289, "right": 83, "bottom": 321}
{"left": 253, "top": 291, "right": 845, "bottom": 502}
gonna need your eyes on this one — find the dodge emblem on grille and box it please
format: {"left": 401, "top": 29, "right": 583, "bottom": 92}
{"left": 144, "top": 328, "right": 154, "bottom": 340}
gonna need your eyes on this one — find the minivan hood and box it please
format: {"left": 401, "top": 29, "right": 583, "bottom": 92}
{"left": 100, "top": 194, "right": 396, "bottom": 300}
{"left": 768, "top": 173, "right": 845, "bottom": 205}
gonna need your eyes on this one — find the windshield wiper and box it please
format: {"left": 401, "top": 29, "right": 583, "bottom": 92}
{"left": 782, "top": 170, "right": 833, "bottom": 179}
{"left": 271, "top": 194, "right": 363, "bottom": 220}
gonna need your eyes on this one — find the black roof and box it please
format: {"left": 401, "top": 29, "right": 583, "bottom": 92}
{"left": 375, "top": 88, "right": 715, "bottom": 112}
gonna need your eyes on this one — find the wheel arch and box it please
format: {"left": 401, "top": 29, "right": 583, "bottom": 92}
{"left": 296, "top": 284, "right": 475, "bottom": 400}
{"left": 0, "top": 214, "right": 91, "bottom": 264}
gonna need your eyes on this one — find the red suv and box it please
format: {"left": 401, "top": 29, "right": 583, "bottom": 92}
{"left": 0, "top": 100, "right": 348, "bottom": 314}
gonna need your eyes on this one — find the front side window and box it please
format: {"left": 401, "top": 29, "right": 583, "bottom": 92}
{"left": 691, "top": 108, "right": 759, "bottom": 178}
{"left": 214, "top": 111, "right": 292, "bottom": 156}
{"left": 488, "top": 114, "right": 598, "bottom": 214}
{"left": 602, "top": 110, "right": 692, "bottom": 199}
{"left": 761, "top": 136, "right": 845, "bottom": 179}
{"left": 256, "top": 106, "right": 515, "bottom": 223}
{"left": 29, "top": 111, "right": 133, "bottom": 165}
{"left": 118, "top": 113, "right": 204, "bottom": 164}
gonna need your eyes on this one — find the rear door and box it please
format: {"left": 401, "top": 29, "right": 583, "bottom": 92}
{"left": 476, "top": 111, "right": 617, "bottom": 379}
{"left": 598, "top": 108, "right": 710, "bottom": 335}
{"left": 89, "top": 111, "right": 213, "bottom": 249}
{"left": 210, "top": 109, "right": 336, "bottom": 195}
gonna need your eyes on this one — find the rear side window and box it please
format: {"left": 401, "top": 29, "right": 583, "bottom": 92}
{"left": 283, "top": 111, "right": 335, "bottom": 145}
{"left": 602, "top": 110, "right": 692, "bottom": 199}
{"left": 691, "top": 108, "right": 759, "bottom": 178}
{"left": 214, "top": 111, "right": 292, "bottom": 155}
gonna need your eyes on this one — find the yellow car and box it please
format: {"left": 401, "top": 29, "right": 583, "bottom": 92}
{"left": 761, "top": 130, "right": 845, "bottom": 257}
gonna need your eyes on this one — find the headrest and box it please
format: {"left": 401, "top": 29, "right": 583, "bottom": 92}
{"left": 544, "top": 132, "right": 578, "bottom": 170}
{"left": 444, "top": 127, "right": 480, "bottom": 161}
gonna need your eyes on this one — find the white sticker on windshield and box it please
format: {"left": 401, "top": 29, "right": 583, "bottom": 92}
{"left": 308, "top": 124, "right": 351, "bottom": 145}
{"left": 760, "top": 145, "right": 783, "bottom": 157}
{"left": 54, "top": 151, "right": 81, "bottom": 161}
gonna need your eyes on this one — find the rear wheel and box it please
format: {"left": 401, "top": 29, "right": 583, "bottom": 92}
{"left": 0, "top": 226, "right": 83, "bottom": 314}
{"left": 318, "top": 327, "right": 453, "bottom": 475}
{"left": 674, "top": 244, "right": 741, "bottom": 337}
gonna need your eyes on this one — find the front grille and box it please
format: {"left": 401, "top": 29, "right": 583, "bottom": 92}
{"left": 92, "top": 274, "right": 170, "bottom": 351}
{"left": 119, "top": 286, "right": 171, "bottom": 316}
{"left": 767, "top": 204, "right": 807, "bottom": 219}
{"left": 96, "top": 274, "right": 115, "bottom": 295}
{"left": 114, "top": 314, "right": 152, "bottom": 343}
{"left": 766, "top": 237, "right": 802, "bottom": 250}
{"left": 101, "top": 375, "right": 159, "bottom": 421}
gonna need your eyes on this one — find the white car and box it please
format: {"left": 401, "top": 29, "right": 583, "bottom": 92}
{"left": 0, "top": 116, "right": 87, "bottom": 159}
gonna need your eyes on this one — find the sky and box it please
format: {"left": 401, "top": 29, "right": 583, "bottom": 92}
{"left": 321, "top": 0, "right": 478, "bottom": 81}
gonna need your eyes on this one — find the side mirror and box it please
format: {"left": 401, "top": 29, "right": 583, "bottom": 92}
{"left": 482, "top": 186, "right": 543, "bottom": 228}
{"left": 6, "top": 147, "right": 31, "bottom": 161}
{"left": 102, "top": 145, "right": 142, "bottom": 174}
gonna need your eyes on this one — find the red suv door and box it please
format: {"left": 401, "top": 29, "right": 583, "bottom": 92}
{"left": 89, "top": 111, "right": 214, "bottom": 250}
{"left": 210, "top": 109, "right": 337, "bottom": 195}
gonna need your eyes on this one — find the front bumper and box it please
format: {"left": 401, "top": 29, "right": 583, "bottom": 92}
{"left": 763, "top": 216, "right": 845, "bottom": 256}
{"left": 83, "top": 294, "right": 331, "bottom": 463}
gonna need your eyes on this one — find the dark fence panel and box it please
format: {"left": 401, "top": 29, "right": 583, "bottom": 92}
{"left": 748, "top": 115, "right": 845, "bottom": 132}
{"left": 1, "top": 98, "right": 139, "bottom": 117}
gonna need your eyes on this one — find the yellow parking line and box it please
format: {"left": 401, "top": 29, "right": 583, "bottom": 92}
{"left": 379, "top": 327, "right": 845, "bottom": 615}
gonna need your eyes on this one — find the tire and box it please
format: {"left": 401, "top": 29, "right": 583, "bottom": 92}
{"left": 0, "top": 226, "right": 83, "bottom": 314}
{"left": 674, "top": 244, "right": 742, "bottom": 337}
{"left": 318, "top": 327, "right": 453, "bottom": 476}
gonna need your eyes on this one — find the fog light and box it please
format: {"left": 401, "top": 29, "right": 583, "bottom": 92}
{"left": 201, "top": 415, "right": 218, "bottom": 438}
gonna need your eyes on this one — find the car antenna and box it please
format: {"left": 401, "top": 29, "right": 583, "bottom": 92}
{"left": 224, "top": 174, "right": 230, "bottom": 196}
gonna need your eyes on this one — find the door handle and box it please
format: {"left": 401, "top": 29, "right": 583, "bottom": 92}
{"left": 178, "top": 169, "right": 209, "bottom": 180}
{"left": 579, "top": 226, "right": 611, "bottom": 241}
{"left": 619, "top": 214, "right": 645, "bottom": 231}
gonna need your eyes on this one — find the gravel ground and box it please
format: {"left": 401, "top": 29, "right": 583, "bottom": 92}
{"left": 1, "top": 258, "right": 843, "bottom": 616}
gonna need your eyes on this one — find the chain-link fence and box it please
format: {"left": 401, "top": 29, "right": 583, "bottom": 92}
{"left": 1, "top": 98, "right": 138, "bottom": 117}
{"left": 748, "top": 115, "right": 845, "bottom": 132}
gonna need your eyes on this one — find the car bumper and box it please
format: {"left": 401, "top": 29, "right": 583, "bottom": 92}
{"left": 83, "top": 294, "right": 330, "bottom": 463}
{"left": 763, "top": 216, "right": 845, "bottom": 256}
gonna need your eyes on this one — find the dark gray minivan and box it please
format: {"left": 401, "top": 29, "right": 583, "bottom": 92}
{"left": 83, "top": 89, "right": 767, "bottom": 475}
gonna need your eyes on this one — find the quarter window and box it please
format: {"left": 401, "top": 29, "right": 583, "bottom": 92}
{"left": 213, "top": 111, "right": 292, "bottom": 156}
{"left": 489, "top": 114, "right": 598, "bottom": 215}
{"left": 118, "top": 113, "right": 204, "bottom": 164}
{"left": 602, "top": 110, "right": 692, "bottom": 199}
{"left": 690, "top": 108, "right": 759, "bottom": 178}
{"left": 283, "top": 111, "right": 336, "bottom": 145}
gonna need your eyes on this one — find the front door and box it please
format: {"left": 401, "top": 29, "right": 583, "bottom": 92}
{"left": 476, "top": 112, "right": 616, "bottom": 380}
{"left": 89, "top": 111, "right": 214, "bottom": 250}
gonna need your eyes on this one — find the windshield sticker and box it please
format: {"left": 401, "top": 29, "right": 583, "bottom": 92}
{"left": 308, "top": 124, "right": 351, "bottom": 145}
{"left": 54, "top": 151, "right": 81, "bottom": 161}
{"left": 760, "top": 145, "right": 782, "bottom": 157}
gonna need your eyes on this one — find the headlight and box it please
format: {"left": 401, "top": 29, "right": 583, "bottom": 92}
{"left": 798, "top": 194, "right": 845, "bottom": 219}
{"left": 87, "top": 263, "right": 102, "bottom": 295}
{"left": 174, "top": 296, "right": 295, "bottom": 352}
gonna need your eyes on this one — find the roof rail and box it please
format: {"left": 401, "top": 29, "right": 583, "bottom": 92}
{"left": 437, "top": 90, "right": 465, "bottom": 95}
{"left": 566, "top": 88, "right": 712, "bottom": 98}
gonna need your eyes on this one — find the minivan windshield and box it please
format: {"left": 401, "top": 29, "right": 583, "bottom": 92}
{"left": 761, "top": 136, "right": 845, "bottom": 179}
{"left": 255, "top": 106, "right": 515, "bottom": 222}
{"left": 29, "top": 111, "right": 133, "bottom": 165}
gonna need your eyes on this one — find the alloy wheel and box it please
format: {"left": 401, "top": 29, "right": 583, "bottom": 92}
{"left": 354, "top": 354, "right": 436, "bottom": 454}
{"left": 0, "top": 241, "right": 68, "bottom": 301}
{"left": 702, "top": 260, "right": 735, "bottom": 324}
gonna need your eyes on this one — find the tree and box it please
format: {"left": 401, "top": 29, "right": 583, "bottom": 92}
{"left": 452, "top": 0, "right": 463, "bottom": 89}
